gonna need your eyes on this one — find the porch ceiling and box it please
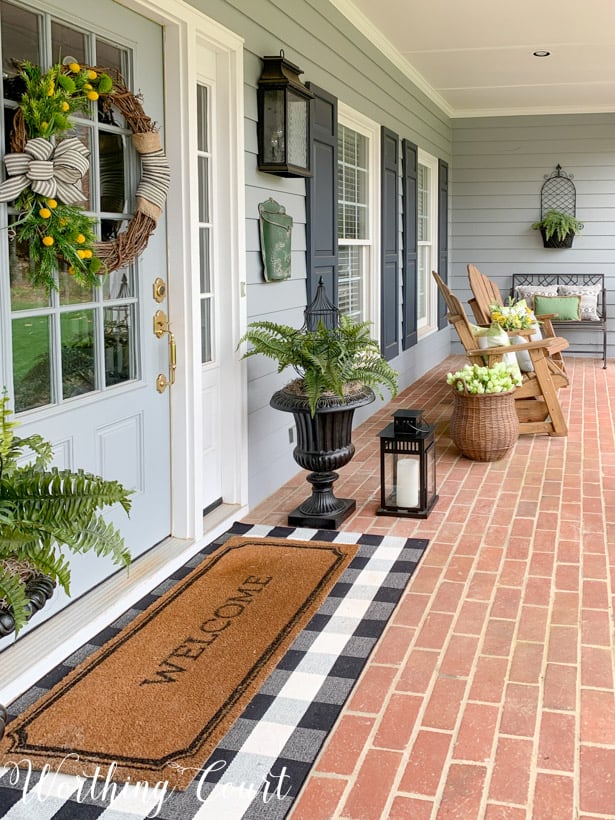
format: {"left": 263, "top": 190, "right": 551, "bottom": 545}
{"left": 332, "top": 0, "right": 615, "bottom": 118}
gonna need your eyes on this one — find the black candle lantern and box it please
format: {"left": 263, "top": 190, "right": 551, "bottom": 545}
{"left": 257, "top": 50, "right": 314, "bottom": 178}
{"left": 377, "top": 410, "right": 438, "bottom": 518}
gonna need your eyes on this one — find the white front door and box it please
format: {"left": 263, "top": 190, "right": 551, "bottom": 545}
{"left": 0, "top": 1, "right": 170, "bottom": 606}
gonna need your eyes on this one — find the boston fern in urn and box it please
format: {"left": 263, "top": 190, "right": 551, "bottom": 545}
{"left": 238, "top": 313, "right": 398, "bottom": 416}
{"left": 0, "top": 393, "right": 132, "bottom": 635}
{"left": 239, "top": 306, "right": 398, "bottom": 528}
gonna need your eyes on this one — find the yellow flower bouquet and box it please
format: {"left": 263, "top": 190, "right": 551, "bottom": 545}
{"left": 489, "top": 298, "right": 535, "bottom": 331}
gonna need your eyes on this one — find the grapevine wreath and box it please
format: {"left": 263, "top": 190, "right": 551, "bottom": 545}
{"left": 0, "top": 59, "right": 170, "bottom": 290}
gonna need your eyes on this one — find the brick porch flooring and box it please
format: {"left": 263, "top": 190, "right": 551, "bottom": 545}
{"left": 242, "top": 355, "right": 615, "bottom": 820}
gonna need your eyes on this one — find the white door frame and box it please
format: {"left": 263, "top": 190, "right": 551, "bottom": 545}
{"left": 118, "top": 0, "right": 248, "bottom": 538}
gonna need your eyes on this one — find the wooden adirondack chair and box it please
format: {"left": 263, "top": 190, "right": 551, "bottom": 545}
{"left": 466, "top": 263, "right": 567, "bottom": 371}
{"left": 432, "top": 271, "right": 569, "bottom": 436}
{"left": 467, "top": 263, "right": 504, "bottom": 325}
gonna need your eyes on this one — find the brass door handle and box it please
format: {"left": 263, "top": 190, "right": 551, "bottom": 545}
{"left": 153, "top": 310, "right": 176, "bottom": 393}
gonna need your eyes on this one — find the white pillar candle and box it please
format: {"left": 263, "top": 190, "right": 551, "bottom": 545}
{"left": 396, "top": 458, "right": 419, "bottom": 508}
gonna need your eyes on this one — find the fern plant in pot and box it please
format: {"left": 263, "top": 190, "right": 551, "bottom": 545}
{"left": 239, "top": 289, "right": 398, "bottom": 528}
{"left": 531, "top": 209, "right": 584, "bottom": 248}
{"left": 0, "top": 393, "right": 132, "bottom": 639}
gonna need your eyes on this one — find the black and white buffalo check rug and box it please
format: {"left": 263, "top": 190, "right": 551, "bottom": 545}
{"left": 0, "top": 522, "right": 428, "bottom": 819}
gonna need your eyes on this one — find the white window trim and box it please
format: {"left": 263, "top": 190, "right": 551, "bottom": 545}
{"left": 337, "top": 102, "right": 380, "bottom": 340}
{"left": 417, "top": 148, "right": 438, "bottom": 338}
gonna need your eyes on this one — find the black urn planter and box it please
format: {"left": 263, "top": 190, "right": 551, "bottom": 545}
{"left": 0, "top": 573, "right": 56, "bottom": 638}
{"left": 271, "top": 384, "right": 375, "bottom": 529}
{"left": 540, "top": 227, "right": 574, "bottom": 248}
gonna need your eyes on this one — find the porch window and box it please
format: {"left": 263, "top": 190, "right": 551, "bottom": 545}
{"left": 337, "top": 107, "right": 379, "bottom": 325}
{"left": 417, "top": 150, "right": 438, "bottom": 335}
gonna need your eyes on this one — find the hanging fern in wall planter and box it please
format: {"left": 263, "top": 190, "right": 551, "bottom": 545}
{"left": 532, "top": 209, "right": 584, "bottom": 249}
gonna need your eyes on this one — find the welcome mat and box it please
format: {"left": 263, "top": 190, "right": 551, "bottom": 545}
{"left": 0, "top": 536, "right": 358, "bottom": 790}
{"left": 0, "top": 523, "right": 428, "bottom": 819}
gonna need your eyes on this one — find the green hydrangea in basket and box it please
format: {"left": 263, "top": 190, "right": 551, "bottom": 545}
{"left": 447, "top": 362, "right": 522, "bottom": 395}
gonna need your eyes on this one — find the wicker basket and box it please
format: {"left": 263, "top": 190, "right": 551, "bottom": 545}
{"left": 450, "top": 388, "right": 519, "bottom": 461}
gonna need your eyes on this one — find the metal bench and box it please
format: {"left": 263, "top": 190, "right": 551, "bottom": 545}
{"left": 512, "top": 273, "right": 607, "bottom": 368}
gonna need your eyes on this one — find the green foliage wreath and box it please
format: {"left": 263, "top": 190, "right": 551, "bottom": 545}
{"left": 2, "top": 59, "right": 170, "bottom": 291}
{"left": 2, "top": 61, "right": 113, "bottom": 289}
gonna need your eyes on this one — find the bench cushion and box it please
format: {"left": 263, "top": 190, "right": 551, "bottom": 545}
{"left": 534, "top": 294, "right": 581, "bottom": 321}
{"left": 515, "top": 285, "right": 558, "bottom": 309}
{"left": 558, "top": 284, "right": 601, "bottom": 321}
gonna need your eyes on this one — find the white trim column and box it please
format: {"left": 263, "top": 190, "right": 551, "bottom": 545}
{"left": 118, "top": 0, "right": 248, "bottom": 539}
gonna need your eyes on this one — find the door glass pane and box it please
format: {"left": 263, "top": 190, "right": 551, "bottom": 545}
{"left": 51, "top": 20, "right": 86, "bottom": 65}
{"left": 96, "top": 40, "right": 124, "bottom": 78}
{"left": 70, "top": 124, "right": 93, "bottom": 210}
{"left": 103, "top": 269, "right": 133, "bottom": 301}
{"left": 60, "top": 309, "right": 96, "bottom": 398}
{"left": 59, "top": 269, "right": 94, "bottom": 305}
{"left": 100, "top": 217, "right": 128, "bottom": 244}
{"left": 12, "top": 315, "right": 52, "bottom": 412}
{"left": 197, "top": 84, "right": 208, "bottom": 152}
{"left": 99, "top": 131, "right": 126, "bottom": 214}
{"left": 104, "top": 303, "right": 134, "bottom": 385}
{"left": 198, "top": 156, "right": 209, "bottom": 222}
{"left": 3, "top": 107, "right": 14, "bottom": 151}
{"left": 201, "top": 299, "right": 212, "bottom": 363}
{"left": 199, "top": 228, "right": 210, "bottom": 292}
{"left": 1, "top": 2, "right": 40, "bottom": 98}
{"left": 9, "top": 223, "right": 49, "bottom": 309}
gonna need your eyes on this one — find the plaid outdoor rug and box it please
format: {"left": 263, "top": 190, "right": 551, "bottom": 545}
{"left": 0, "top": 522, "right": 428, "bottom": 819}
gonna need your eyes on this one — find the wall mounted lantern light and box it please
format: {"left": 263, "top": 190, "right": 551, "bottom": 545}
{"left": 377, "top": 410, "right": 438, "bottom": 519}
{"left": 257, "top": 50, "right": 314, "bottom": 178}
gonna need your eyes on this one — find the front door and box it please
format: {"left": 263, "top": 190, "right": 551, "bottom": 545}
{"left": 0, "top": 1, "right": 171, "bottom": 605}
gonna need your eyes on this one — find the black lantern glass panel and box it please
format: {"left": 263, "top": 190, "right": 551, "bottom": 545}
{"left": 257, "top": 51, "right": 313, "bottom": 178}
{"left": 286, "top": 89, "right": 308, "bottom": 168}
{"left": 377, "top": 410, "right": 438, "bottom": 519}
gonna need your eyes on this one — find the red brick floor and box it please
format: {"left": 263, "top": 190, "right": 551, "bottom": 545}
{"left": 243, "top": 355, "right": 615, "bottom": 820}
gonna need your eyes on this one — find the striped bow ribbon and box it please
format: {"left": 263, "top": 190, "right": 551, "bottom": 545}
{"left": 136, "top": 149, "right": 170, "bottom": 212}
{"left": 0, "top": 137, "right": 90, "bottom": 205}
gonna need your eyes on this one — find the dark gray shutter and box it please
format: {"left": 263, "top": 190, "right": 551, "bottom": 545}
{"left": 381, "top": 127, "right": 399, "bottom": 360}
{"left": 306, "top": 83, "right": 338, "bottom": 306}
{"left": 401, "top": 139, "right": 418, "bottom": 349}
{"left": 437, "top": 158, "right": 449, "bottom": 330}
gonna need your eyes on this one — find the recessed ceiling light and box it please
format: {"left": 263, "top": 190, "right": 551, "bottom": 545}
{"left": 533, "top": 50, "right": 551, "bottom": 57}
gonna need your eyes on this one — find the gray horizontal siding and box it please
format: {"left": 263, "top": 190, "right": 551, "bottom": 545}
{"left": 190, "top": 0, "right": 454, "bottom": 508}
{"left": 451, "top": 113, "right": 615, "bottom": 361}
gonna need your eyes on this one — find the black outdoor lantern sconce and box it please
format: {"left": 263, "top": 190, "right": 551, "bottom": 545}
{"left": 377, "top": 410, "right": 438, "bottom": 519}
{"left": 257, "top": 50, "right": 314, "bottom": 178}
